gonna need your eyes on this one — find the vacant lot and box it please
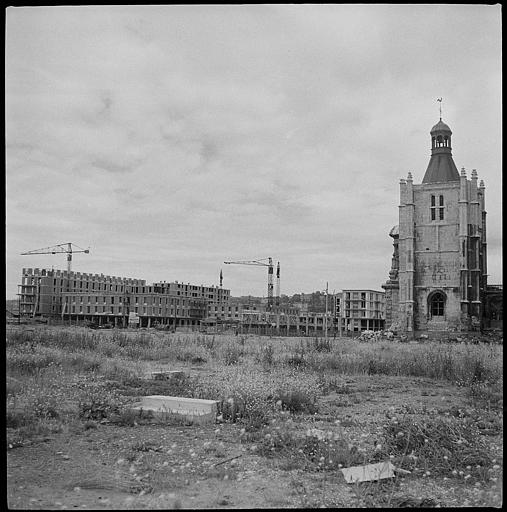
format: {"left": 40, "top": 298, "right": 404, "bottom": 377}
{"left": 6, "top": 326, "right": 503, "bottom": 509}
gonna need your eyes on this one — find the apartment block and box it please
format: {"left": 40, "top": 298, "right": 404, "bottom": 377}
{"left": 338, "top": 289, "right": 386, "bottom": 333}
{"left": 18, "top": 268, "right": 221, "bottom": 328}
{"left": 152, "top": 281, "right": 230, "bottom": 303}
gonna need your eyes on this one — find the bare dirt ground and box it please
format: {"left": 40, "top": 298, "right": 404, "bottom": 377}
{"left": 7, "top": 366, "right": 503, "bottom": 509}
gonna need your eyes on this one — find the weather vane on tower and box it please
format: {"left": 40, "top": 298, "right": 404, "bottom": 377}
{"left": 437, "top": 97, "right": 443, "bottom": 120}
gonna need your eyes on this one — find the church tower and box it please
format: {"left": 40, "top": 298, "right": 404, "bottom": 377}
{"left": 383, "top": 116, "right": 487, "bottom": 335}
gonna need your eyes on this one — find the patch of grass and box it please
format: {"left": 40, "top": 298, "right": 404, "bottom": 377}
{"left": 467, "top": 380, "right": 503, "bottom": 410}
{"left": 131, "top": 440, "right": 163, "bottom": 452}
{"left": 366, "top": 358, "right": 393, "bottom": 375}
{"left": 221, "top": 342, "right": 244, "bottom": 365}
{"left": 6, "top": 408, "right": 36, "bottom": 429}
{"left": 108, "top": 409, "right": 137, "bottom": 427}
{"left": 194, "top": 334, "right": 216, "bottom": 356}
{"left": 7, "top": 350, "right": 61, "bottom": 375}
{"left": 118, "top": 375, "right": 196, "bottom": 398}
{"left": 379, "top": 415, "right": 497, "bottom": 483}
{"left": 252, "top": 424, "right": 369, "bottom": 472}
{"left": 256, "top": 344, "right": 275, "bottom": 368}
{"left": 285, "top": 353, "right": 306, "bottom": 368}
{"left": 6, "top": 375, "right": 25, "bottom": 396}
{"left": 78, "top": 385, "right": 128, "bottom": 421}
{"left": 206, "top": 466, "right": 239, "bottom": 481}
{"left": 275, "top": 389, "right": 317, "bottom": 414}
{"left": 65, "top": 352, "right": 102, "bottom": 372}
{"left": 9, "top": 419, "right": 62, "bottom": 440}
{"left": 5, "top": 323, "right": 503, "bottom": 507}
{"left": 310, "top": 336, "right": 332, "bottom": 353}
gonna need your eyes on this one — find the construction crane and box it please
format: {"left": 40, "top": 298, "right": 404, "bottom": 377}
{"left": 21, "top": 242, "right": 90, "bottom": 274}
{"left": 223, "top": 257, "right": 280, "bottom": 310}
{"left": 276, "top": 262, "right": 280, "bottom": 307}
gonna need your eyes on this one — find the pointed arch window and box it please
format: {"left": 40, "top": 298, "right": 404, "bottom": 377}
{"left": 430, "top": 195, "right": 436, "bottom": 220}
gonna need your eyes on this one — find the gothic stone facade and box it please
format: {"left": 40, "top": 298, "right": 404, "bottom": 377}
{"left": 383, "top": 119, "right": 487, "bottom": 334}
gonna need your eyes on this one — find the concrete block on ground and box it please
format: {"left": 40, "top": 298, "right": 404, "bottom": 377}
{"left": 341, "top": 461, "right": 394, "bottom": 483}
{"left": 131, "top": 395, "right": 218, "bottom": 425}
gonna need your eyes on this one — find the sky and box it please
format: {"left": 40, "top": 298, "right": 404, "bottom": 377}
{"left": 5, "top": 4, "right": 502, "bottom": 299}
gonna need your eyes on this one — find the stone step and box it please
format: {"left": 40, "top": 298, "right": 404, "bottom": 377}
{"left": 131, "top": 395, "right": 218, "bottom": 425}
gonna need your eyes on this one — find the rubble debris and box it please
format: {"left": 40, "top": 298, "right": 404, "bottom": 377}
{"left": 213, "top": 454, "right": 243, "bottom": 467}
{"left": 305, "top": 428, "right": 341, "bottom": 442}
{"left": 151, "top": 370, "right": 185, "bottom": 381}
{"left": 341, "top": 461, "right": 395, "bottom": 483}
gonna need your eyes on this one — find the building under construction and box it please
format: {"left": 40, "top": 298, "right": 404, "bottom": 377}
{"left": 18, "top": 267, "right": 225, "bottom": 329}
{"left": 202, "top": 292, "right": 386, "bottom": 335}
{"left": 18, "top": 267, "right": 386, "bottom": 334}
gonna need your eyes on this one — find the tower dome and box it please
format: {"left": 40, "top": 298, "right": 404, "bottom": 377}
{"left": 422, "top": 118, "right": 459, "bottom": 183}
{"left": 430, "top": 119, "right": 452, "bottom": 134}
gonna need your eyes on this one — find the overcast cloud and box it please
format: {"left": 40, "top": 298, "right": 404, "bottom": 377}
{"left": 5, "top": 4, "right": 502, "bottom": 299}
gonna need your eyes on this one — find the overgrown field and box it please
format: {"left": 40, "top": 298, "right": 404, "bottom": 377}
{"left": 6, "top": 326, "right": 503, "bottom": 508}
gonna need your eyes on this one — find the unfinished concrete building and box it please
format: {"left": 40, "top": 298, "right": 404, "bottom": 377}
{"left": 18, "top": 268, "right": 225, "bottom": 328}
{"left": 338, "top": 289, "right": 385, "bottom": 333}
{"left": 18, "top": 267, "right": 387, "bottom": 335}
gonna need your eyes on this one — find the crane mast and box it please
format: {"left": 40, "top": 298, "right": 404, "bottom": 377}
{"left": 276, "top": 262, "right": 280, "bottom": 307}
{"left": 224, "top": 257, "right": 280, "bottom": 310}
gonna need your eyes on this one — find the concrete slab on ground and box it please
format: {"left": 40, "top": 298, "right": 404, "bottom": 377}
{"left": 131, "top": 395, "right": 218, "bottom": 425}
{"left": 341, "top": 461, "right": 394, "bottom": 483}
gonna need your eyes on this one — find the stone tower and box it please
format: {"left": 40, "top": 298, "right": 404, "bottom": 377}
{"left": 383, "top": 117, "right": 487, "bottom": 335}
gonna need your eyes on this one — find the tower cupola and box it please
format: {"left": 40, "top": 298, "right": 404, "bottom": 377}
{"left": 430, "top": 119, "right": 452, "bottom": 153}
{"left": 422, "top": 118, "right": 460, "bottom": 183}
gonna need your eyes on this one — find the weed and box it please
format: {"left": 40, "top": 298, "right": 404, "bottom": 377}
{"left": 6, "top": 378, "right": 24, "bottom": 398}
{"left": 118, "top": 375, "right": 195, "bottom": 398}
{"left": 6, "top": 409, "right": 36, "bottom": 429}
{"left": 222, "top": 343, "right": 243, "bottom": 365}
{"left": 218, "top": 396, "right": 246, "bottom": 422}
{"left": 255, "top": 425, "right": 368, "bottom": 472}
{"left": 286, "top": 353, "right": 306, "bottom": 368}
{"left": 258, "top": 344, "right": 275, "bottom": 368}
{"left": 78, "top": 385, "right": 127, "bottom": 421}
{"left": 467, "top": 380, "right": 503, "bottom": 410}
{"left": 109, "top": 409, "right": 138, "bottom": 427}
{"left": 132, "top": 440, "right": 162, "bottom": 452}
{"left": 275, "top": 389, "right": 317, "bottom": 414}
{"left": 380, "top": 415, "right": 496, "bottom": 483}
{"left": 312, "top": 336, "right": 331, "bottom": 353}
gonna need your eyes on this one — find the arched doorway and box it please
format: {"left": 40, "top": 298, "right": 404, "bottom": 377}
{"left": 427, "top": 291, "right": 446, "bottom": 329}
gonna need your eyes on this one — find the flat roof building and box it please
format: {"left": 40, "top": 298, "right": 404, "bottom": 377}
{"left": 18, "top": 268, "right": 227, "bottom": 329}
